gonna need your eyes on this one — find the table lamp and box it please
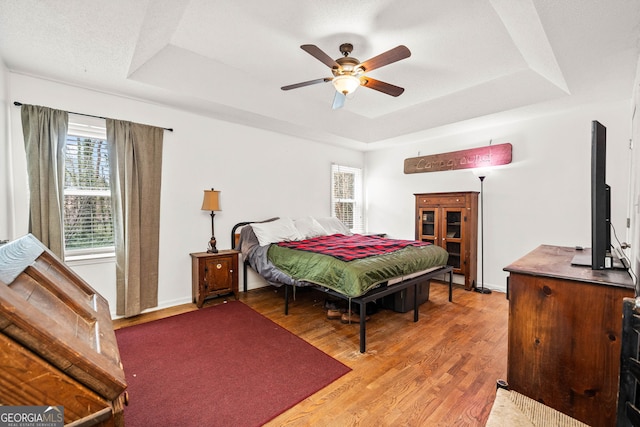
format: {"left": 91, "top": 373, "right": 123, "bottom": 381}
{"left": 201, "top": 189, "right": 220, "bottom": 253}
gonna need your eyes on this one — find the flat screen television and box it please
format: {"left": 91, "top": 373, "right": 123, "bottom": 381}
{"left": 572, "top": 120, "right": 621, "bottom": 269}
{"left": 591, "top": 120, "right": 611, "bottom": 269}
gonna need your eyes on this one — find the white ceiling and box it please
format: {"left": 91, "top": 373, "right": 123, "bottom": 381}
{"left": 1, "top": 0, "right": 639, "bottom": 150}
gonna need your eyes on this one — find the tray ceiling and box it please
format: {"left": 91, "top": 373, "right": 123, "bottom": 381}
{"left": 0, "top": 0, "right": 639, "bottom": 150}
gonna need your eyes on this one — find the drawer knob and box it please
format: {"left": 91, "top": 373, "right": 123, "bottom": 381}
{"left": 216, "top": 263, "right": 222, "bottom": 269}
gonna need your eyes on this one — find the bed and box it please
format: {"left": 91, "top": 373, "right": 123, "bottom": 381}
{"left": 231, "top": 217, "right": 453, "bottom": 352}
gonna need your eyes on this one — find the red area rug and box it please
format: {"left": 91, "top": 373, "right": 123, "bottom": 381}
{"left": 115, "top": 301, "right": 350, "bottom": 426}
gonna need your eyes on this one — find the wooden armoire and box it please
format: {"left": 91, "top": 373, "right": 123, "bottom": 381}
{"left": 415, "top": 192, "right": 478, "bottom": 290}
{"left": 0, "top": 234, "right": 127, "bottom": 426}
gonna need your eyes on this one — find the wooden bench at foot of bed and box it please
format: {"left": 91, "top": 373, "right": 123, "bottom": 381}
{"left": 282, "top": 265, "right": 454, "bottom": 353}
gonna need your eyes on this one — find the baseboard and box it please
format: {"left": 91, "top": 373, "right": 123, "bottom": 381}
{"left": 111, "top": 296, "right": 193, "bottom": 320}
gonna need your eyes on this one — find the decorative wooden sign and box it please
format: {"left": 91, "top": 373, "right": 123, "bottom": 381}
{"left": 404, "top": 143, "right": 512, "bottom": 174}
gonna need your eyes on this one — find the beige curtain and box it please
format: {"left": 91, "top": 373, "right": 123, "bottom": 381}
{"left": 107, "top": 119, "right": 164, "bottom": 317}
{"left": 20, "top": 104, "right": 68, "bottom": 258}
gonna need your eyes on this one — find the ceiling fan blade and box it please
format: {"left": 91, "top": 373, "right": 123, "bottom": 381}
{"left": 301, "top": 45, "right": 340, "bottom": 68}
{"left": 359, "top": 45, "right": 411, "bottom": 73}
{"left": 332, "top": 91, "right": 346, "bottom": 109}
{"left": 360, "top": 77, "right": 405, "bottom": 97}
{"left": 281, "top": 77, "right": 331, "bottom": 91}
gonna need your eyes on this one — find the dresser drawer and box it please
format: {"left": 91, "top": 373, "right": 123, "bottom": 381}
{"left": 416, "top": 195, "right": 466, "bottom": 208}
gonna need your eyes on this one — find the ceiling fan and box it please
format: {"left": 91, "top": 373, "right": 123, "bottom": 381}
{"left": 281, "top": 43, "right": 411, "bottom": 109}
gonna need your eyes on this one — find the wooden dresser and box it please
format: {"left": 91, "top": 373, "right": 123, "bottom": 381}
{"left": 504, "top": 245, "right": 634, "bottom": 427}
{"left": 0, "top": 235, "right": 127, "bottom": 426}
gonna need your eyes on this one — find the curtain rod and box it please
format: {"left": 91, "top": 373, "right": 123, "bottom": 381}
{"left": 13, "top": 101, "right": 174, "bottom": 132}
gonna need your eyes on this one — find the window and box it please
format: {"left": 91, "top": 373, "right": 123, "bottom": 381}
{"left": 63, "top": 117, "right": 114, "bottom": 256}
{"left": 331, "top": 164, "right": 363, "bottom": 233}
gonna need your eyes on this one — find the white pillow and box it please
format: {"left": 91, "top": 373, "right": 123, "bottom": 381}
{"left": 315, "top": 217, "right": 352, "bottom": 235}
{"left": 251, "top": 217, "right": 303, "bottom": 246}
{"left": 294, "top": 217, "right": 327, "bottom": 239}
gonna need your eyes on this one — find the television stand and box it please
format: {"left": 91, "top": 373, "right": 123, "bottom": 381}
{"left": 570, "top": 248, "right": 627, "bottom": 270}
{"left": 504, "top": 244, "right": 634, "bottom": 426}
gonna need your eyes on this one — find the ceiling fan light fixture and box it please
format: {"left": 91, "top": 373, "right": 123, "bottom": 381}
{"left": 332, "top": 74, "right": 361, "bottom": 95}
{"left": 283, "top": 43, "right": 411, "bottom": 106}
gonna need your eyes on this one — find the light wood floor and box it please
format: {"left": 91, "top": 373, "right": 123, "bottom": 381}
{"left": 114, "top": 281, "right": 508, "bottom": 426}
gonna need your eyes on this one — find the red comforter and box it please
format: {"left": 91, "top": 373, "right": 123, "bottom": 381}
{"left": 277, "top": 234, "right": 430, "bottom": 262}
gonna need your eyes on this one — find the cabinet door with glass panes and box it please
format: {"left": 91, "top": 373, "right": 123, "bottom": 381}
{"left": 415, "top": 192, "right": 478, "bottom": 290}
{"left": 417, "top": 208, "right": 439, "bottom": 245}
{"left": 442, "top": 208, "right": 465, "bottom": 271}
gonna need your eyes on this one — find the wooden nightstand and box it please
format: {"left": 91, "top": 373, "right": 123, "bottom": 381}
{"left": 190, "top": 250, "right": 239, "bottom": 308}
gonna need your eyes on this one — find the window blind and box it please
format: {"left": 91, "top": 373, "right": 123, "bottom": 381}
{"left": 331, "top": 164, "right": 363, "bottom": 233}
{"left": 64, "top": 120, "right": 114, "bottom": 253}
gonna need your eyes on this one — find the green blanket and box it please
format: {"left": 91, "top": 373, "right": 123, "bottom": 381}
{"left": 267, "top": 243, "right": 449, "bottom": 298}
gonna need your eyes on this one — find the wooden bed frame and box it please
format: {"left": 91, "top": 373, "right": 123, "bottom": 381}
{"left": 231, "top": 221, "right": 454, "bottom": 353}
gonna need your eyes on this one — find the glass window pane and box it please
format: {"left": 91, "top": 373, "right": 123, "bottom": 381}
{"left": 334, "top": 202, "right": 354, "bottom": 229}
{"left": 63, "top": 124, "right": 113, "bottom": 253}
{"left": 333, "top": 172, "right": 354, "bottom": 199}
{"left": 63, "top": 194, "right": 114, "bottom": 249}
{"left": 330, "top": 164, "right": 363, "bottom": 233}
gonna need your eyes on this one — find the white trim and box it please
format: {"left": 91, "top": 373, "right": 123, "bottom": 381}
{"left": 65, "top": 251, "right": 115, "bottom": 265}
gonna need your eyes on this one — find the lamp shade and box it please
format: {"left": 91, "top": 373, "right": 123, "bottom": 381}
{"left": 201, "top": 189, "right": 220, "bottom": 211}
{"left": 332, "top": 74, "right": 361, "bottom": 95}
{"left": 472, "top": 168, "right": 492, "bottom": 179}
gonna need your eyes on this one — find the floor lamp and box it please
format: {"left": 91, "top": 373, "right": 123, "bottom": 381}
{"left": 475, "top": 174, "right": 491, "bottom": 294}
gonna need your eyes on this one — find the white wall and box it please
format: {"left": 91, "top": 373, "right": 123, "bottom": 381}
{"left": 365, "top": 100, "right": 633, "bottom": 292}
{"left": 0, "top": 61, "right": 9, "bottom": 242}
{"left": 631, "top": 57, "right": 640, "bottom": 284}
{"left": 5, "top": 73, "right": 364, "bottom": 315}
